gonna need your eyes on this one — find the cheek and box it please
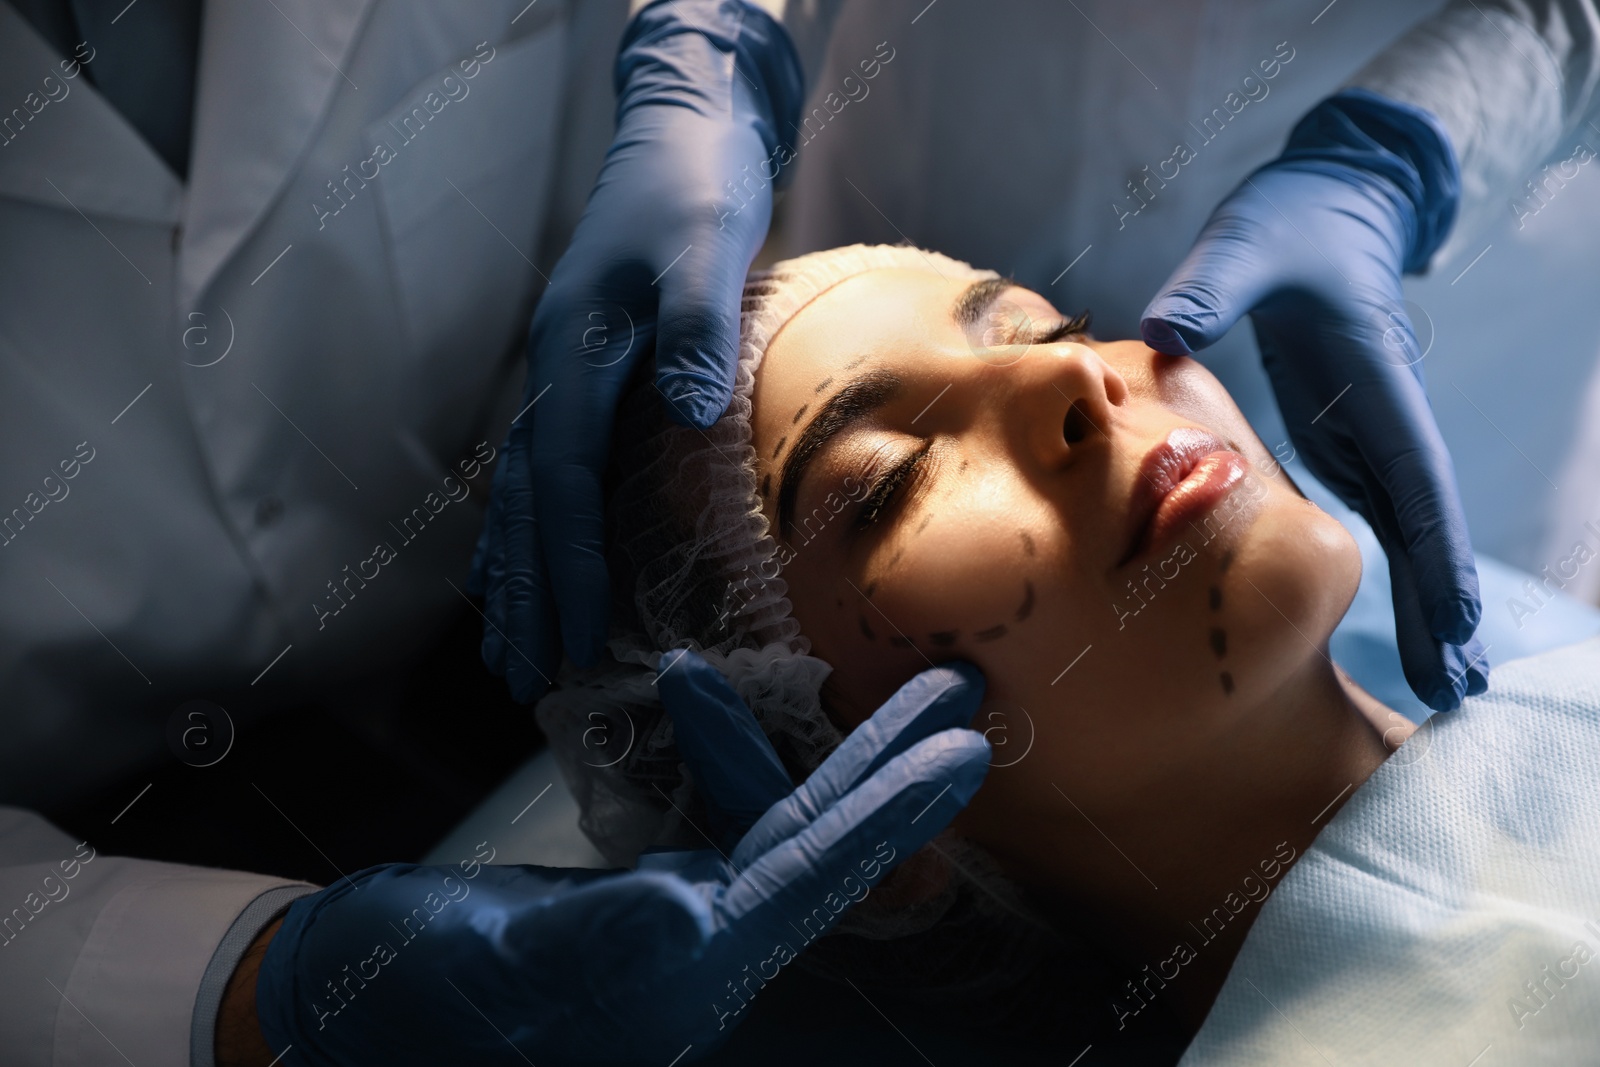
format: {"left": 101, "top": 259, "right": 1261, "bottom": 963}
{"left": 1222, "top": 500, "right": 1361, "bottom": 663}
{"left": 784, "top": 511, "right": 1080, "bottom": 723}
{"left": 1105, "top": 484, "right": 1357, "bottom": 719}
{"left": 865, "top": 510, "right": 1058, "bottom": 660}
{"left": 948, "top": 638, "right": 1171, "bottom": 874}
{"left": 781, "top": 556, "right": 921, "bottom": 720}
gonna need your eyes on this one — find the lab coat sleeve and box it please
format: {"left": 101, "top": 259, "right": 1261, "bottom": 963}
{"left": 0, "top": 807, "right": 317, "bottom": 1067}
{"left": 628, "top": 0, "right": 847, "bottom": 95}
{"left": 1349, "top": 0, "right": 1600, "bottom": 267}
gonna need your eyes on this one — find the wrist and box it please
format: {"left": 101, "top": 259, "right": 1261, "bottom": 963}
{"left": 215, "top": 916, "right": 284, "bottom": 1067}
{"left": 1276, "top": 88, "right": 1461, "bottom": 272}
{"left": 616, "top": 0, "right": 805, "bottom": 159}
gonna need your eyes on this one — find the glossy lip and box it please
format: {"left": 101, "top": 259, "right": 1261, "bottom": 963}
{"left": 1117, "top": 427, "right": 1243, "bottom": 567}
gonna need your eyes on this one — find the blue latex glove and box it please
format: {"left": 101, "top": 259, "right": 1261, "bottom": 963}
{"left": 1142, "top": 88, "right": 1488, "bottom": 712}
{"left": 255, "top": 654, "right": 991, "bottom": 1066}
{"left": 467, "top": 1, "right": 803, "bottom": 702}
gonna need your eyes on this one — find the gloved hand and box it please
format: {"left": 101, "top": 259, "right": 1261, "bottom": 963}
{"left": 1141, "top": 88, "right": 1488, "bottom": 712}
{"left": 468, "top": 0, "right": 804, "bottom": 702}
{"left": 255, "top": 653, "right": 991, "bottom": 1066}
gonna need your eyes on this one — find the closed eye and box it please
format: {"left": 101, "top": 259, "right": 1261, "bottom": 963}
{"left": 1031, "top": 309, "right": 1093, "bottom": 345}
{"left": 855, "top": 441, "right": 934, "bottom": 530}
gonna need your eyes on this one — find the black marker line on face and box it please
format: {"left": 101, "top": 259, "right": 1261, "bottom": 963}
{"left": 1219, "top": 671, "right": 1234, "bottom": 695}
{"left": 1208, "top": 585, "right": 1221, "bottom": 611}
{"left": 1014, "top": 580, "right": 1035, "bottom": 622}
{"left": 1020, "top": 531, "right": 1036, "bottom": 557}
{"left": 889, "top": 634, "right": 915, "bottom": 649}
{"left": 859, "top": 614, "right": 876, "bottom": 641}
{"left": 1219, "top": 549, "right": 1235, "bottom": 574}
{"left": 916, "top": 514, "right": 932, "bottom": 535}
{"left": 760, "top": 473, "right": 772, "bottom": 498}
{"left": 1209, "top": 627, "right": 1227, "bottom": 658}
{"left": 842, "top": 356, "right": 868, "bottom": 371}
{"left": 792, "top": 404, "right": 809, "bottom": 425}
{"left": 928, "top": 630, "right": 959, "bottom": 647}
{"left": 814, "top": 376, "right": 835, "bottom": 395}
{"left": 863, "top": 580, "right": 878, "bottom": 599}
{"left": 771, "top": 435, "right": 787, "bottom": 459}
{"left": 975, "top": 623, "right": 1008, "bottom": 641}
{"left": 959, "top": 459, "right": 969, "bottom": 472}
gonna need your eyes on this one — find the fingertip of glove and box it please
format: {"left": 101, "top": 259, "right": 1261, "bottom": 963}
{"left": 1421, "top": 680, "right": 1463, "bottom": 714}
{"left": 955, "top": 731, "right": 995, "bottom": 787}
{"left": 905, "top": 661, "right": 986, "bottom": 725}
{"left": 1466, "top": 667, "right": 1490, "bottom": 697}
{"left": 1466, "top": 654, "right": 1491, "bottom": 696}
{"left": 1430, "top": 595, "right": 1482, "bottom": 645}
{"left": 929, "top": 659, "right": 984, "bottom": 693}
{"left": 657, "top": 369, "right": 732, "bottom": 429}
{"left": 1419, "top": 643, "right": 1490, "bottom": 712}
{"left": 1418, "top": 658, "right": 1463, "bottom": 713}
{"left": 1140, "top": 315, "right": 1199, "bottom": 357}
{"left": 658, "top": 646, "right": 702, "bottom": 684}
{"left": 927, "top": 732, "right": 993, "bottom": 808}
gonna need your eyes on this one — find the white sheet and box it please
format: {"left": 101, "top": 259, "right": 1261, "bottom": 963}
{"left": 1182, "top": 636, "right": 1600, "bottom": 1065}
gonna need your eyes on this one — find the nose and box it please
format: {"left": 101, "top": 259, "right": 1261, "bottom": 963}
{"left": 995, "top": 342, "right": 1127, "bottom": 469}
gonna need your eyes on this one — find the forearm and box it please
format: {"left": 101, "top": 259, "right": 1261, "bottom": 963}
{"left": 1349, "top": 0, "right": 1600, "bottom": 264}
{"left": 216, "top": 917, "right": 284, "bottom": 1067}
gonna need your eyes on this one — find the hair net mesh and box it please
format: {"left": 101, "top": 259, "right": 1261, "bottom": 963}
{"left": 535, "top": 245, "right": 1074, "bottom": 1009}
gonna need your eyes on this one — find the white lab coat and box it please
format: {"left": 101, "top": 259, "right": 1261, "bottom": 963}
{"left": 0, "top": 1, "right": 630, "bottom": 1062}
{"left": 0, "top": 0, "right": 633, "bottom": 811}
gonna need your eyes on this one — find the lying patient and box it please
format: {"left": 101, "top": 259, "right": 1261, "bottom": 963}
{"left": 539, "top": 246, "right": 1600, "bottom": 1064}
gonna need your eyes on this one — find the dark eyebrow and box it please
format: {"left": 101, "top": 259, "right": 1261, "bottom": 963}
{"left": 954, "top": 276, "right": 1019, "bottom": 328}
{"left": 771, "top": 279, "right": 1014, "bottom": 537}
{"left": 777, "top": 370, "right": 902, "bottom": 537}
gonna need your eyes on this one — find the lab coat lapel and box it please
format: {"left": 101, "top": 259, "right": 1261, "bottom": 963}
{"left": 180, "top": 0, "right": 374, "bottom": 309}
{"left": 0, "top": 2, "right": 181, "bottom": 224}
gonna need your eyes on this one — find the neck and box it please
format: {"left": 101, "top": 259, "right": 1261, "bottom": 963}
{"left": 1025, "top": 653, "right": 1406, "bottom": 1036}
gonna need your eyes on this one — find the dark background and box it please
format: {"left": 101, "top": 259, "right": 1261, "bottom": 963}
{"left": 43, "top": 605, "right": 543, "bottom": 885}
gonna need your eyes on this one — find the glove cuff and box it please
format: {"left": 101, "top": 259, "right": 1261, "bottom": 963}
{"left": 1278, "top": 87, "right": 1462, "bottom": 274}
{"left": 254, "top": 862, "right": 400, "bottom": 1067}
{"left": 616, "top": 0, "right": 806, "bottom": 165}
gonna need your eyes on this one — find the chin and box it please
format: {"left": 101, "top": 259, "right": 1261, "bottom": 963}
{"left": 1221, "top": 498, "right": 1361, "bottom": 699}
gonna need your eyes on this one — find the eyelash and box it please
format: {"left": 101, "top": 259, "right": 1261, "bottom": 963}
{"left": 1030, "top": 309, "right": 1093, "bottom": 344}
{"left": 855, "top": 441, "right": 933, "bottom": 530}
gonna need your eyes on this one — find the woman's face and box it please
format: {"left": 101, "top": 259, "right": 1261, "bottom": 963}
{"left": 747, "top": 267, "right": 1362, "bottom": 875}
